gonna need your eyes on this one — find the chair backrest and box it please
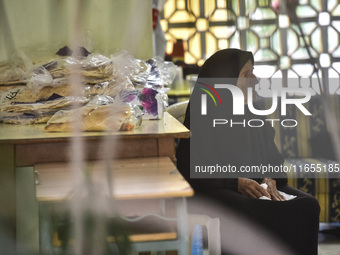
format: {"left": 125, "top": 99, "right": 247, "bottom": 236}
{"left": 166, "top": 100, "right": 189, "bottom": 124}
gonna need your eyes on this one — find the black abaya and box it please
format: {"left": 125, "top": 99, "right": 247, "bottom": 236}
{"left": 176, "top": 49, "right": 320, "bottom": 255}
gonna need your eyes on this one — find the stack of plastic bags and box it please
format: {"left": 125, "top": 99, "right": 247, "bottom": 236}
{"left": 0, "top": 47, "right": 177, "bottom": 131}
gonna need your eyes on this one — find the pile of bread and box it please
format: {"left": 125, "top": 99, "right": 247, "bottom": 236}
{"left": 0, "top": 47, "right": 150, "bottom": 131}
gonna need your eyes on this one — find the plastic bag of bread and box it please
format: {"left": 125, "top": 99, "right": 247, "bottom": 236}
{"left": 0, "top": 96, "right": 90, "bottom": 125}
{"left": 84, "top": 73, "right": 134, "bottom": 98}
{"left": 44, "top": 104, "right": 137, "bottom": 132}
{"left": 117, "top": 86, "right": 168, "bottom": 120}
{"left": 49, "top": 54, "right": 117, "bottom": 84}
{"left": 1, "top": 96, "right": 89, "bottom": 113}
{"left": 0, "top": 111, "right": 55, "bottom": 125}
{"left": 0, "top": 50, "right": 33, "bottom": 85}
{"left": 0, "top": 83, "right": 77, "bottom": 104}
{"left": 110, "top": 50, "right": 151, "bottom": 84}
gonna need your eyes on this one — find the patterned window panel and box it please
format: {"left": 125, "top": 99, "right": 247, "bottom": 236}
{"left": 161, "top": 0, "right": 340, "bottom": 94}
{"left": 285, "top": 158, "right": 340, "bottom": 223}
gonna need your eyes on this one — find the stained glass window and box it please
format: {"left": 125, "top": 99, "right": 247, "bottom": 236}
{"left": 161, "top": 0, "right": 340, "bottom": 94}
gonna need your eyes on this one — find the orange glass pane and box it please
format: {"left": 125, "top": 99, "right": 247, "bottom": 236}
{"left": 168, "top": 28, "right": 196, "bottom": 40}
{"left": 218, "top": 39, "right": 228, "bottom": 49}
{"left": 166, "top": 41, "right": 173, "bottom": 55}
{"left": 209, "top": 26, "right": 236, "bottom": 39}
{"left": 177, "top": 0, "right": 186, "bottom": 10}
{"left": 169, "top": 10, "right": 196, "bottom": 23}
{"left": 210, "top": 9, "right": 230, "bottom": 22}
{"left": 163, "top": 0, "right": 176, "bottom": 19}
{"left": 198, "top": 59, "right": 205, "bottom": 66}
{"left": 217, "top": 0, "right": 226, "bottom": 9}
{"left": 185, "top": 52, "right": 197, "bottom": 64}
{"left": 160, "top": 20, "right": 168, "bottom": 32}
{"left": 188, "top": 33, "right": 201, "bottom": 59}
{"left": 196, "top": 18, "right": 209, "bottom": 31}
{"left": 204, "top": 0, "right": 216, "bottom": 18}
{"left": 189, "top": 0, "right": 200, "bottom": 17}
{"left": 206, "top": 32, "right": 217, "bottom": 57}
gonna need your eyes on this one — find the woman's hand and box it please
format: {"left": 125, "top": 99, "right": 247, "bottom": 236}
{"left": 262, "top": 178, "right": 286, "bottom": 201}
{"left": 238, "top": 178, "right": 270, "bottom": 199}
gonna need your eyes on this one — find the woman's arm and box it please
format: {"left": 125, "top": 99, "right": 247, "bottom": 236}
{"left": 260, "top": 122, "right": 287, "bottom": 200}
{"left": 264, "top": 122, "right": 288, "bottom": 186}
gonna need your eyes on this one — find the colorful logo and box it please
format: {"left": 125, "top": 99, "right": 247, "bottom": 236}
{"left": 197, "top": 82, "right": 222, "bottom": 107}
{"left": 199, "top": 82, "right": 312, "bottom": 117}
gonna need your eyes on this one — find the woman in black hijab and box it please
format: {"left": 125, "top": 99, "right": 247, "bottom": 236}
{"left": 176, "top": 49, "right": 320, "bottom": 255}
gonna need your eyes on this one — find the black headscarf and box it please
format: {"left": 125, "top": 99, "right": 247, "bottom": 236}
{"left": 197, "top": 48, "right": 254, "bottom": 80}
{"left": 184, "top": 48, "right": 254, "bottom": 130}
{"left": 176, "top": 48, "right": 286, "bottom": 191}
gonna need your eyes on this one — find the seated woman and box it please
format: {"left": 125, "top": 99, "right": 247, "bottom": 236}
{"left": 176, "top": 49, "right": 320, "bottom": 255}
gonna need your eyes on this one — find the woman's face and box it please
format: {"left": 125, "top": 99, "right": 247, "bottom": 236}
{"left": 236, "top": 60, "right": 259, "bottom": 103}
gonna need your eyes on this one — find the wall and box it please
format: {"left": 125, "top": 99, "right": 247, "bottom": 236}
{"left": 0, "top": 0, "right": 153, "bottom": 63}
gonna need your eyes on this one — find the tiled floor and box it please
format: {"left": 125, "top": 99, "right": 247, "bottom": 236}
{"left": 318, "top": 223, "right": 340, "bottom": 255}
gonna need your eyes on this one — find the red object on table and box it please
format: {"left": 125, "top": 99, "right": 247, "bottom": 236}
{"left": 171, "top": 39, "right": 185, "bottom": 63}
{"left": 152, "top": 8, "right": 159, "bottom": 29}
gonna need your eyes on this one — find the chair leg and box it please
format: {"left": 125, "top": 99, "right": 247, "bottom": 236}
{"left": 207, "top": 218, "right": 221, "bottom": 255}
{"left": 39, "top": 204, "right": 55, "bottom": 255}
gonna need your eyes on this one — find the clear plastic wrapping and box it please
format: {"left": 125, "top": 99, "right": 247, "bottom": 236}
{"left": 0, "top": 84, "right": 77, "bottom": 104}
{"left": 144, "top": 58, "right": 163, "bottom": 87}
{"left": 111, "top": 50, "right": 151, "bottom": 84}
{"left": 0, "top": 50, "right": 33, "bottom": 84}
{"left": 1, "top": 96, "right": 89, "bottom": 113}
{"left": 153, "top": 56, "right": 177, "bottom": 86}
{"left": 44, "top": 103, "right": 141, "bottom": 132}
{"left": 0, "top": 48, "right": 172, "bottom": 126}
{"left": 0, "top": 96, "right": 89, "bottom": 125}
{"left": 39, "top": 54, "right": 117, "bottom": 87}
{"left": 62, "top": 53, "right": 117, "bottom": 81}
{"left": 117, "top": 86, "right": 167, "bottom": 120}
{"left": 120, "top": 105, "right": 143, "bottom": 131}
{"left": 111, "top": 51, "right": 176, "bottom": 88}
{"left": 84, "top": 73, "right": 134, "bottom": 98}
{"left": 110, "top": 52, "right": 173, "bottom": 120}
{"left": 27, "top": 66, "right": 54, "bottom": 89}
{"left": 0, "top": 111, "right": 55, "bottom": 125}
{"left": 87, "top": 95, "right": 115, "bottom": 106}
{"left": 0, "top": 87, "right": 23, "bottom": 104}
{"left": 0, "top": 65, "right": 27, "bottom": 84}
